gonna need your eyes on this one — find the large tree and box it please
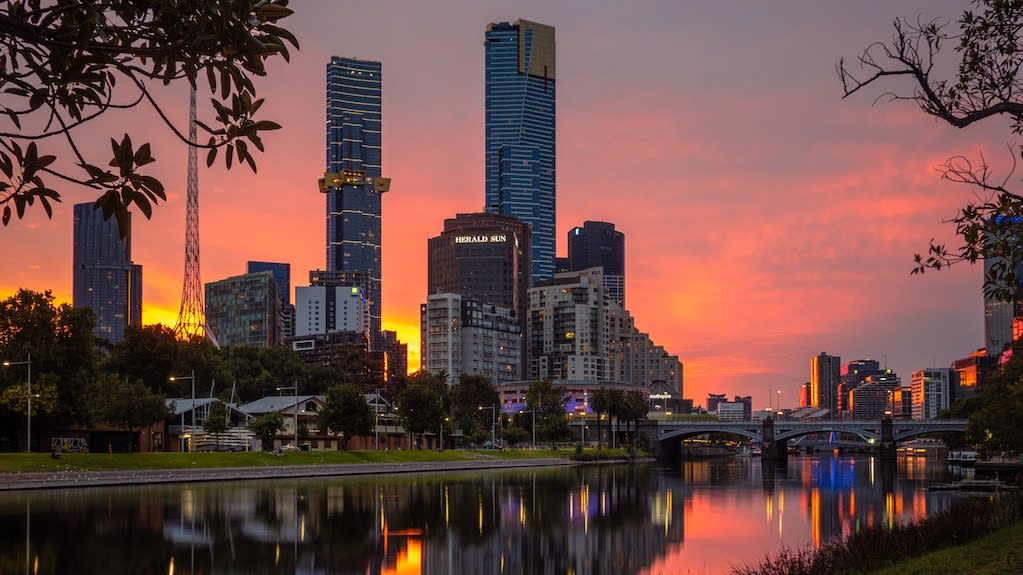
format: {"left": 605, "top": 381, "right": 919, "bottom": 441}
{"left": 90, "top": 374, "right": 169, "bottom": 441}
{"left": 247, "top": 410, "right": 285, "bottom": 451}
{"left": 317, "top": 383, "right": 373, "bottom": 450}
{"left": 839, "top": 0, "right": 1023, "bottom": 299}
{"left": 525, "top": 379, "right": 571, "bottom": 448}
{"left": 397, "top": 382, "right": 443, "bottom": 450}
{"left": 450, "top": 374, "right": 498, "bottom": 438}
{"left": 0, "top": 0, "right": 297, "bottom": 233}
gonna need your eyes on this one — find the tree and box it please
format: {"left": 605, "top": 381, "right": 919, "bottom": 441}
{"left": 620, "top": 391, "right": 649, "bottom": 446}
{"left": 0, "top": 0, "right": 298, "bottom": 234}
{"left": 0, "top": 289, "right": 100, "bottom": 424}
{"left": 500, "top": 425, "right": 529, "bottom": 448}
{"left": 839, "top": 0, "right": 1023, "bottom": 299}
{"left": 397, "top": 383, "right": 443, "bottom": 449}
{"left": 247, "top": 410, "right": 285, "bottom": 451}
{"left": 325, "top": 344, "right": 382, "bottom": 393}
{"left": 606, "top": 389, "right": 626, "bottom": 448}
{"left": 318, "top": 383, "right": 373, "bottom": 450}
{"left": 590, "top": 387, "right": 613, "bottom": 450}
{"left": 203, "top": 400, "right": 230, "bottom": 450}
{"left": 104, "top": 324, "right": 178, "bottom": 393}
{"left": 450, "top": 374, "right": 498, "bottom": 438}
{"left": 90, "top": 375, "right": 170, "bottom": 446}
{"left": 525, "top": 379, "right": 571, "bottom": 448}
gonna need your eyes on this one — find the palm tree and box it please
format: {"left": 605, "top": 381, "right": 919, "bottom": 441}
{"left": 606, "top": 389, "right": 626, "bottom": 448}
{"left": 590, "top": 388, "right": 612, "bottom": 450}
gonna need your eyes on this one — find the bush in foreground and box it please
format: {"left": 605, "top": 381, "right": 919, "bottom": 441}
{"left": 732, "top": 492, "right": 1022, "bottom": 575}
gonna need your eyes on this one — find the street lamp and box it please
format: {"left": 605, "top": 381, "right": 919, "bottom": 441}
{"left": 170, "top": 370, "right": 197, "bottom": 452}
{"left": 375, "top": 387, "right": 385, "bottom": 450}
{"left": 277, "top": 385, "right": 299, "bottom": 447}
{"left": 520, "top": 409, "right": 535, "bottom": 449}
{"left": 3, "top": 353, "right": 31, "bottom": 452}
{"left": 478, "top": 405, "right": 495, "bottom": 449}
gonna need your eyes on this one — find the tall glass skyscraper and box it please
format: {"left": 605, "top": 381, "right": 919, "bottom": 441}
{"left": 323, "top": 56, "right": 389, "bottom": 346}
{"left": 567, "top": 221, "right": 626, "bottom": 307}
{"left": 484, "top": 20, "right": 556, "bottom": 284}
{"left": 72, "top": 203, "right": 142, "bottom": 343}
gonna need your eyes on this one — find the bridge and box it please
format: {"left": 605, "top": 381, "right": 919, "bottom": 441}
{"left": 645, "top": 418, "right": 968, "bottom": 460}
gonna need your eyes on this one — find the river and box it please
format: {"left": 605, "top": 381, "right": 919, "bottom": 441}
{"left": 0, "top": 454, "right": 962, "bottom": 574}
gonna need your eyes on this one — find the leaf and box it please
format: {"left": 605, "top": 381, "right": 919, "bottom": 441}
{"left": 206, "top": 147, "right": 217, "bottom": 168}
{"left": 2, "top": 205, "right": 10, "bottom": 226}
{"left": 225, "top": 143, "right": 233, "bottom": 169}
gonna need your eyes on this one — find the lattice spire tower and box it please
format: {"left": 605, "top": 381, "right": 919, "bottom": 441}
{"left": 174, "top": 87, "right": 207, "bottom": 340}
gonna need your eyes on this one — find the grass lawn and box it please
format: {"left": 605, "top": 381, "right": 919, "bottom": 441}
{"left": 0, "top": 447, "right": 628, "bottom": 474}
{"left": 861, "top": 521, "right": 1023, "bottom": 575}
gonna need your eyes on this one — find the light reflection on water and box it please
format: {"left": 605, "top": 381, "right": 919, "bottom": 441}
{"left": 0, "top": 455, "right": 958, "bottom": 575}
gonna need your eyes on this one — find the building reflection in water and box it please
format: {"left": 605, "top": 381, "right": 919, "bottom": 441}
{"left": 0, "top": 455, "right": 961, "bottom": 575}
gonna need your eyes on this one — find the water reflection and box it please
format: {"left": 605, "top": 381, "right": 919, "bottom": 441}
{"left": 0, "top": 455, "right": 959, "bottom": 575}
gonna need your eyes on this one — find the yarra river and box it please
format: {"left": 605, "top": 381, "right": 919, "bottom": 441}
{"left": 0, "top": 454, "right": 964, "bottom": 574}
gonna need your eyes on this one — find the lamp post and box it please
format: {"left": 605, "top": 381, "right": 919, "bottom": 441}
{"left": 375, "top": 388, "right": 384, "bottom": 450}
{"left": 170, "top": 370, "right": 197, "bottom": 452}
{"left": 277, "top": 385, "right": 299, "bottom": 447}
{"left": 520, "top": 409, "right": 535, "bottom": 449}
{"left": 478, "top": 405, "right": 495, "bottom": 449}
{"left": 3, "top": 353, "right": 31, "bottom": 452}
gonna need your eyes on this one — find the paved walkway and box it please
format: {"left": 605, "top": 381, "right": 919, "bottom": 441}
{"left": 0, "top": 458, "right": 580, "bottom": 491}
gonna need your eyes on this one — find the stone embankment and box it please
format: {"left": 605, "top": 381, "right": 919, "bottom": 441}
{"left": 0, "top": 458, "right": 579, "bottom": 491}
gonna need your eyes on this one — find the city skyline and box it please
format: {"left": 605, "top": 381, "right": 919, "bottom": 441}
{"left": 0, "top": 1, "right": 997, "bottom": 406}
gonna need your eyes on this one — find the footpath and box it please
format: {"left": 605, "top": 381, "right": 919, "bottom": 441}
{"left": 0, "top": 457, "right": 579, "bottom": 491}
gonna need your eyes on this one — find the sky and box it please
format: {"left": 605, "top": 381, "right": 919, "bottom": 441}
{"left": 0, "top": 1, "right": 1008, "bottom": 409}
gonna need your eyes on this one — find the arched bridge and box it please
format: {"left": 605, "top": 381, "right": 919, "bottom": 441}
{"left": 647, "top": 418, "right": 967, "bottom": 460}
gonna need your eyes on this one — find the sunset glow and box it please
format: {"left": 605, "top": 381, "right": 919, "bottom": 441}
{"left": 0, "top": 1, "right": 994, "bottom": 405}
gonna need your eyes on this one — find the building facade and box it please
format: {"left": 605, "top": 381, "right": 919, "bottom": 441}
{"left": 247, "top": 261, "right": 293, "bottom": 338}
{"left": 810, "top": 352, "right": 841, "bottom": 415}
{"left": 484, "top": 19, "right": 556, "bottom": 283}
{"left": 324, "top": 56, "right": 389, "bottom": 347}
{"left": 567, "top": 221, "right": 625, "bottom": 307}
{"left": 72, "top": 203, "right": 142, "bottom": 343}
{"left": 294, "top": 285, "right": 368, "bottom": 338}
{"left": 205, "top": 271, "right": 281, "bottom": 347}
{"left": 911, "top": 368, "right": 952, "bottom": 420}
{"left": 420, "top": 293, "right": 521, "bottom": 386}
{"left": 527, "top": 268, "right": 606, "bottom": 381}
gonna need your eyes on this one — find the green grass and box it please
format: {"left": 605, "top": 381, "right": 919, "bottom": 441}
{"left": 0, "top": 448, "right": 575, "bottom": 473}
{"left": 860, "top": 521, "right": 1023, "bottom": 575}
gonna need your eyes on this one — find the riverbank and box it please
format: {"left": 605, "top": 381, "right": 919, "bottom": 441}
{"left": 0, "top": 448, "right": 642, "bottom": 491}
{"left": 862, "top": 520, "right": 1023, "bottom": 575}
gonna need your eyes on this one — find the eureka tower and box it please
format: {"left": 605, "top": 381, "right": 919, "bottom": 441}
{"left": 484, "top": 20, "right": 556, "bottom": 283}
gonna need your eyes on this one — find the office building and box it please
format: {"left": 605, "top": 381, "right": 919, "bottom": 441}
{"left": 952, "top": 348, "right": 996, "bottom": 401}
{"left": 247, "top": 261, "right": 292, "bottom": 339}
{"left": 427, "top": 212, "right": 531, "bottom": 317}
{"left": 485, "top": 19, "right": 556, "bottom": 283}
{"left": 323, "top": 56, "right": 389, "bottom": 347}
{"left": 205, "top": 271, "right": 281, "bottom": 347}
{"left": 294, "top": 285, "right": 368, "bottom": 338}
{"left": 983, "top": 216, "right": 1023, "bottom": 356}
{"left": 72, "top": 203, "right": 142, "bottom": 343}
{"left": 567, "top": 221, "right": 625, "bottom": 306}
{"left": 377, "top": 329, "right": 408, "bottom": 385}
{"left": 810, "top": 352, "right": 841, "bottom": 415}
{"left": 606, "top": 304, "right": 682, "bottom": 394}
{"left": 420, "top": 293, "right": 521, "bottom": 386}
{"left": 911, "top": 368, "right": 952, "bottom": 420}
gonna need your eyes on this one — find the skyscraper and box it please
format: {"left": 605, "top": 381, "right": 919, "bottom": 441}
{"left": 485, "top": 19, "right": 556, "bottom": 283}
{"left": 72, "top": 203, "right": 142, "bottom": 343}
{"left": 323, "top": 56, "right": 389, "bottom": 347}
{"left": 568, "top": 221, "right": 626, "bottom": 307}
{"left": 247, "top": 261, "right": 292, "bottom": 338}
{"left": 810, "top": 352, "right": 841, "bottom": 415}
{"left": 205, "top": 271, "right": 281, "bottom": 348}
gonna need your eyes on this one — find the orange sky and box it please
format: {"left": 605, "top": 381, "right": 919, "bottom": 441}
{"left": 0, "top": 1, "right": 999, "bottom": 408}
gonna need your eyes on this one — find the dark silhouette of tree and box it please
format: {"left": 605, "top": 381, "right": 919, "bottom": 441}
{"left": 450, "top": 374, "right": 498, "bottom": 437}
{"left": 397, "top": 383, "right": 443, "bottom": 449}
{"left": 590, "top": 387, "right": 613, "bottom": 449}
{"left": 203, "top": 400, "right": 229, "bottom": 450}
{"left": 91, "top": 374, "right": 169, "bottom": 438}
{"left": 839, "top": 0, "right": 1023, "bottom": 299}
{"left": 104, "top": 324, "right": 178, "bottom": 393}
{"left": 0, "top": 0, "right": 298, "bottom": 234}
{"left": 317, "top": 383, "right": 373, "bottom": 450}
{"left": 247, "top": 410, "right": 285, "bottom": 451}
{"left": 525, "top": 379, "right": 571, "bottom": 448}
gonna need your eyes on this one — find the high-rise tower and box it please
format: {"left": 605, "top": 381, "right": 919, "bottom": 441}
{"left": 567, "top": 221, "right": 625, "bottom": 307}
{"left": 322, "top": 56, "right": 389, "bottom": 347}
{"left": 72, "top": 203, "right": 142, "bottom": 343}
{"left": 484, "top": 20, "right": 556, "bottom": 284}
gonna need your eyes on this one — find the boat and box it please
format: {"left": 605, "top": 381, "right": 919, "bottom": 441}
{"left": 948, "top": 450, "right": 980, "bottom": 465}
{"left": 929, "top": 479, "right": 1017, "bottom": 492}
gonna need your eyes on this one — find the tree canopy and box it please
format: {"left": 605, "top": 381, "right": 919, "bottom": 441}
{"left": 317, "top": 383, "right": 374, "bottom": 450}
{"left": 0, "top": 0, "right": 298, "bottom": 234}
{"left": 839, "top": 0, "right": 1023, "bottom": 300}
